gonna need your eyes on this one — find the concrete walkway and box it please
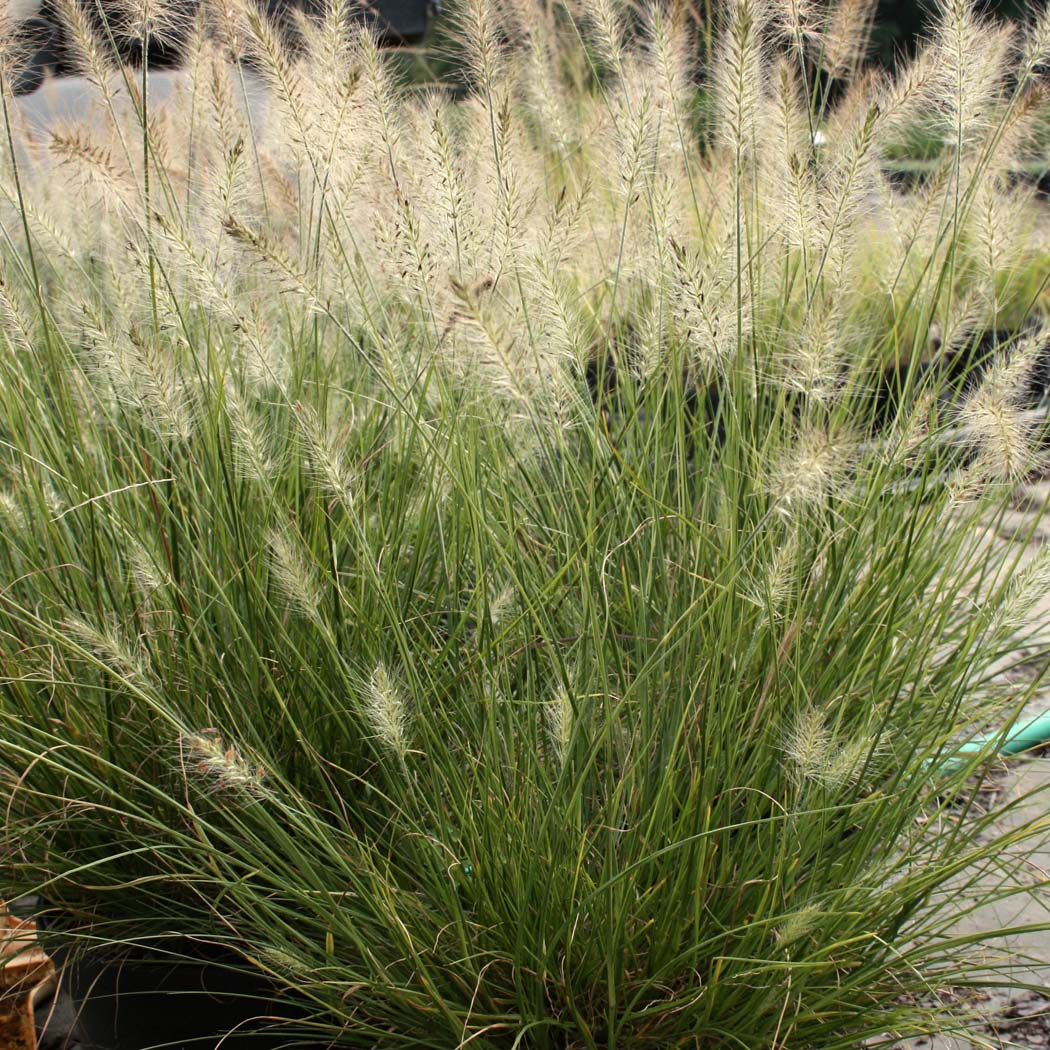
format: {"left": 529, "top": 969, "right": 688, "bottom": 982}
{"left": 10, "top": 68, "right": 270, "bottom": 138}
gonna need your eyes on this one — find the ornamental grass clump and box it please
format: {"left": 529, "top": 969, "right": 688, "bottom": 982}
{"left": 4, "top": 0, "right": 1050, "bottom": 1045}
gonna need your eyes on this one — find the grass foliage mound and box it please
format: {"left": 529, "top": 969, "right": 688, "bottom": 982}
{"left": 3, "top": 0, "right": 1050, "bottom": 1045}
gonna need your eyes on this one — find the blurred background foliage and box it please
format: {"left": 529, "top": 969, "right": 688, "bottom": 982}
{"left": 870, "top": 0, "right": 1027, "bottom": 64}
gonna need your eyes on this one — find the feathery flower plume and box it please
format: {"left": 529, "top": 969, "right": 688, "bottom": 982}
{"left": 612, "top": 78, "right": 657, "bottom": 200}
{"left": 820, "top": 732, "right": 876, "bottom": 789}
{"left": 180, "top": 729, "right": 267, "bottom": 796}
{"left": 387, "top": 184, "right": 442, "bottom": 321}
{"left": 48, "top": 130, "right": 135, "bottom": 215}
{"left": 968, "top": 179, "right": 1028, "bottom": 298}
{"left": 784, "top": 706, "right": 830, "bottom": 787}
{"left": 767, "top": 424, "right": 854, "bottom": 517}
{"left": 988, "top": 546, "right": 1050, "bottom": 640}
{"left": 762, "top": 62, "right": 816, "bottom": 251}
{"left": 584, "top": 0, "right": 626, "bottom": 80}
{"left": 1020, "top": 4, "right": 1050, "bottom": 86}
{"left": 746, "top": 530, "right": 800, "bottom": 616}
{"left": 109, "top": 0, "right": 183, "bottom": 51}
{"left": 487, "top": 581, "right": 517, "bottom": 629}
{"left": 235, "top": 309, "right": 290, "bottom": 395}
{"left": 413, "top": 93, "right": 472, "bottom": 282}
{"left": 364, "top": 663, "right": 410, "bottom": 763}
{"left": 126, "top": 537, "right": 168, "bottom": 598}
{"left": 810, "top": 102, "right": 881, "bottom": 294}
{"left": 204, "top": 133, "right": 250, "bottom": 240}
{"left": 544, "top": 674, "right": 575, "bottom": 770}
{"left": 885, "top": 391, "right": 935, "bottom": 469}
{"left": 822, "top": 0, "right": 876, "bottom": 78}
{"left": 268, "top": 528, "right": 323, "bottom": 620}
{"left": 223, "top": 215, "right": 319, "bottom": 312}
{"left": 528, "top": 258, "right": 588, "bottom": 373}
{"left": 519, "top": 29, "right": 574, "bottom": 155}
{"left": 668, "top": 238, "right": 743, "bottom": 378}
{"left": 64, "top": 615, "right": 157, "bottom": 691}
{"left": 0, "top": 178, "right": 81, "bottom": 267}
{"left": 998, "top": 324, "right": 1050, "bottom": 397}
{"left": 775, "top": 904, "right": 822, "bottom": 948}
{"left": 633, "top": 299, "right": 668, "bottom": 384}
{"left": 147, "top": 211, "right": 284, "bottom": 392}
{"left": 357, "top": 28, "right": 402, "bottom": 176}
{"left": 0, "top": 270, "right": 34, "bottom": 354}
{"left": 240, "top": 1, "right": 312, "bottom": 149}
{"left": 488, "top": 92, "right": 536, "bottom": 273}
{"left": 645, "top": 2, "right": 696, "bottom": 174}
{"left": 445, "top": 274, "right": 569, "bottom": 419}
{"left": 873, "top": 46, "right": 937, "bottom": 140}
{"left": 293, "top": 402, "right": 356, "bottom": 511}
{"left": 455, "top": 0, "right": 507, "bottom": 97}
{"left": 958, "top": 381, "right": 1038, "bottom": 484}
{"left": 781, "top": 298, "right": 847, "bottom": 405}
{"left": 771, "top": 0, "right": 822, "bottom": 58}
{"left": 932, "top": 287, "right": 990, "bottom": 359}
{"left": 0, "top": 491, "right": 25, "bottom": 533}
{"left": 50, "top": 0, "right": 112, "bottom": 86}
{"left": 79, "top": 305, "right": 196, "bottom": 440}
{"left": 205, "top": 53, "right": 249, "bottom": 162}
{"left": 251, "top": 945, "right": 316, "bottom": 980}
{"left": 224, "top": 385, "right": 277, "bottom": 483}
{"left": 713, "top": 0, "right": 768, "bottom": 161}
{"left": 0, "top": 7, "right": 34, "bottom": 84}
{"left": 932, "top": 0, "right": 1011, "bottom": 151}
{"left": 205, "top": 0, "right": 249, "bottom": 59}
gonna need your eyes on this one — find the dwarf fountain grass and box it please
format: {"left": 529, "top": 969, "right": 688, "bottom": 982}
{"left": 3, "top": 0, "right": 1050, "bottom": 1046}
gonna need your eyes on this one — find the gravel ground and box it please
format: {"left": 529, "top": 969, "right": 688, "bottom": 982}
{"left": 979, "top": 994, "right": 1050, "bottom": 1048}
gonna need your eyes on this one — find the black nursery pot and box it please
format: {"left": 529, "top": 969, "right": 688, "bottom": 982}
{"left": 37, "top": 938, "right": 302, "bottom": 1050}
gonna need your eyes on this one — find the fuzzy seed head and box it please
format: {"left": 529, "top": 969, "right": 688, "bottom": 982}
{"left": 958, "top": 387, "right": 1037, "bottom": 483}
{"left": 771, "top": 0, "right": 822, "bottom": 53}
{"left": 109, "top": 0, "right": 178, "bottom": 45}
{"left": 784, "top": 706, "right": 830, "bottom": 787}
{"left": 544, "top": 677, "right": 575, "bottom": 770}
{"left": 80, "top": 307, "right": 196, "bottom": 442}
{"left": 780, "top": 302, "right": 847, "bottom": 404}
{"left": 748, "top": 531, "right": 800, "bottom": 616}
{"left": 488, "top": 581, "right": 517, "bottom": 629}
{"left": 713, "top": 0, "right": 768, "bottom": 159}
{"left": 181, "top": 730, "right": 267, "bottom": 796}
{"left": 990, "top": 547, "right": 1050, "bottom": 639}
{"left": 268, "top": 529, "right": 323, "bottom": 620}
{"left": 0, "top": 491, "right": 25, "bottom": 533}
{"left": 767, "top": 426, "right": 853, "bottom": 517}
{"left": 775, "top": 903, "right": 821, "bottom": 947}
{"left": 294, "top": 403, "right": 355, "bottom": 511}
{"left": 931, "top": 2, "right": 1012, "bottom": 150}
{"left": 127, "top": 538, "right": 167, "bottom": 598}
{"left": 365, "top": 663, "right": 410, "bottom": 763}
{"left": 64, "top": 616, "right": 155, "bottom": 691}
{"left": 822, "top": 0, "right": 876, "bottom": 77}
{"left": 1021, "top": 5, "right": 1050, "bottom": 84}
{"left": 820, "top": 733, "right": 875, "bottom": 789}
{"left": 225, "top": 387, "right": 277, "bottom": 484}
{"left": 668, "top": 242, "right": 740, "bottom": 377}
{"left": 585, "top": 0, "right": 626, "bottom": 77}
